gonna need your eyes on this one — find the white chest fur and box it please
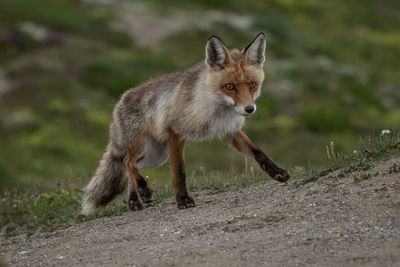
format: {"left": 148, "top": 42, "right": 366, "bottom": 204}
{"left": 179, "top": 102, "right": 245, "bottom": 141}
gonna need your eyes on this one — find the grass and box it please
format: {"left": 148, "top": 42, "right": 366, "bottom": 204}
{"left": 297, "top": 131, "right": 400, "bottom": 186}
{"left": 1, "top": 132, "right": 399, "bottom": 238}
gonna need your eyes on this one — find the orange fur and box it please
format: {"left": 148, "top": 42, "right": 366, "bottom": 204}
{"left": 208, "top": 49, "right": 264, "bottom": 108}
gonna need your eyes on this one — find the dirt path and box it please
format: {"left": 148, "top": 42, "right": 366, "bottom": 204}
{"left": 1, "top": 157, "right": 400, "bottom": 266}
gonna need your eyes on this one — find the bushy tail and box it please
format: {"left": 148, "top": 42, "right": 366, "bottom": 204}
{"left": 81, "top": 144, "right": 127, "bottom": 215}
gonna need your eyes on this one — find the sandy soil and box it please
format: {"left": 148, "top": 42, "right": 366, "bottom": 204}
{"left": 1, "top": 157, "right": 400, "bottom": 266}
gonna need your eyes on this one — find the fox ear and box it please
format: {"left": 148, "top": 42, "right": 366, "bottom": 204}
{"left": 244, "top": 32, "right": 266, "bottom": 65}
{"left": 205, "top": 36, "right": 230, "bottom": 68}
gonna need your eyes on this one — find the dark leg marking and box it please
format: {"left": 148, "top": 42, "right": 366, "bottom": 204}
{"left": 252, "top": 148, "right": 289, "bottom": 182}
{"left": 175, "top": 162, "right": 195, "bottom": 209}
{"left": 128, "top": 189, "right": 143, "bottom": 211}
{"left": 168, "top": 130, "right": 195, "bottom": 209}
{"left": 228, "top": 131, "right": 290, "bottom": 182}
{"left": 136, "top": 175, "right": 153, "bottom": 203}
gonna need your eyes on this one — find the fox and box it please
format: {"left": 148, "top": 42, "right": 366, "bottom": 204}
{"left": 81, "top": 32, "right": 290, "bottom": 215}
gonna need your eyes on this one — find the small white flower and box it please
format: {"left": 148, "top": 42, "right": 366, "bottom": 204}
{"left": 380, "top": 129, "right": 391, "bottom": 136}
{"left": 18, "top": 21, "right": 47, "bottom": 41}
{"left": 353, "top": 150, "right": 358, "bottom": 154}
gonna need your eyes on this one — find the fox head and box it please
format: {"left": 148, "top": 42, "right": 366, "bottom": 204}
{"left": 205, "top": 33, "right": 266, "bottom": 116}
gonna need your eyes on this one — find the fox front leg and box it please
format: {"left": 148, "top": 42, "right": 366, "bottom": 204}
{"left": 168, "top": 130, "right": 195, "bottom": 209}
{"left": 226, "top": 131, "right": 290, "bottom": 182}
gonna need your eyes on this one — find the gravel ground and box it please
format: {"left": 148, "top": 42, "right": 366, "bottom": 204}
{"left": 1, "top": 157, "right": 400, "bottom": 266}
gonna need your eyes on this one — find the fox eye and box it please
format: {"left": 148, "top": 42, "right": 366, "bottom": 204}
{"left": 250, "top": 82, "right": 257, "bottom": 89}
{"left": 225, "top": 83, "right": 235, "bottom": 91}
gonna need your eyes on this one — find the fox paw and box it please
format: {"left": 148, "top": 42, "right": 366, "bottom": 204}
{"left": 273, "top": 169, "right": 290, "bottom": 182}
{"left": 176, "top": 195, "right": 195, "bottom": 209}
{"left": 128, "top": 192, "right": 144, "bottom": 211}
{"left": 128, "top": 200, "right": 143, "bottom": 211}
{"left": 138, "top": 186, "right": 153, "bottom": 204}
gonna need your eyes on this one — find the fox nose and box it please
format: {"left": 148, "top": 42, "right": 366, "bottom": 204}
{"left": 245, "top": 105, "right": 255, "bottom": 114}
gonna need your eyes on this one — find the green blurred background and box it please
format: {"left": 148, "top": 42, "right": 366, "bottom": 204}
{"left": 1, "top": 0, "right": 399, "bottom": 191}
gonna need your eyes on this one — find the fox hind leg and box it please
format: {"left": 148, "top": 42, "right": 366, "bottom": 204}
{"left": 124, "top": 157, "right": 145, "bottom": 211}
{"left": 126, "top": 178, "right": 143, "bottom": 211}
{"left": 123, "top": 133, "right": 154, "bottom": 211}
{"left": 124, "top": 157, "right": 154, "bottom": 210}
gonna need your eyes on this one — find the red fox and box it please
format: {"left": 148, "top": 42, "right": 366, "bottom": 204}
{"left": 82, "top": 33, "right": 290, "bottom": 215}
